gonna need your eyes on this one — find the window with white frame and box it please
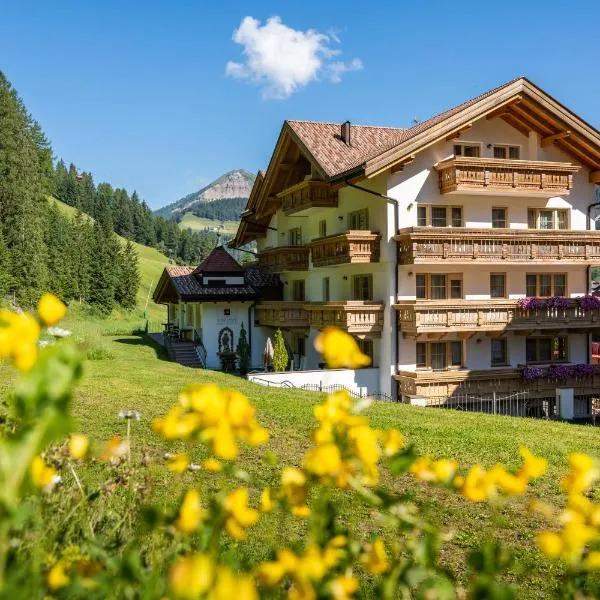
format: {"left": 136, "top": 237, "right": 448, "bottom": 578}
{"left": 288, "top": 227, "right": 303, "bottom": 246}
{"left": 416, "top": 273, "right": 463, "bottom": 300}
{"left": 416, "top": 341, "right": 463, "bottom": 370}
{"left": 348, "top": 208, "right": 369, "bottom": 230}
{"left": 527, "top": 208, "right": 568, "bottom": 230}
{"left": 526, "top": 336, "right": 567, "bottom": 363}
{"left": 492, "top": 207, "right": 507, "bottom": 228}
{"left": 526, "top": 273, "right": 567, "bottom": 297}
{"left": 493, "top": 144, "right": 520, "bottom": 159}
{"left": 453, "top": 143, "right": 481, "bottom": 157}
{"left": 353, "top": 274, "right": 373, "bottom": 301}
{"left": 416, "top": 205, "right": 463, "bottom": 227}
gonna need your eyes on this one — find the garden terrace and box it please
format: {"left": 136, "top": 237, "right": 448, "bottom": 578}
{"left": 435, "top": 156, "right": 579, "bottom": 196}
{"left": 309, "top": 231, "right": 381, "bottom": 268}
{"left": 394, "top": 299, "right": 600, "bottom": 337}
{"left": 395, "top": 227, "right": 600, "bottom": 265}
{"left": 256, "top": 246, "right": 309, "bottom": 272}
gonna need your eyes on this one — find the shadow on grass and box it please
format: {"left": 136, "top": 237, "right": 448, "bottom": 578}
{"left": 113, "top": 333, "right": 171, "bottom": 362}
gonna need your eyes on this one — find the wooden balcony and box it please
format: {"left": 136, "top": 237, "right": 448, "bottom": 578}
{"left": 255, "top": 301, "right": 309, "bottom": 329}
{"left": 435, "top": 156, "right": 580, "bottom": 197}
{"left": 310, "top": 231, "right": 381, "bottom": 268}
{"left": 279, "top": 180, "right": 338, "bottom": 216}
{"left": 396, "top": 227, "right": 600, "bottom": 265}
{"left": 394, "top": 300, "right": 600, "bottom": 337}
{"left": 305, "top": 301, "right": 385, "bottom": 337}
{"left": 257, "top": 246, "right": 309, "bottom": 272}
{"left": 394, "top": 365, "right": 600, "bottom": 401}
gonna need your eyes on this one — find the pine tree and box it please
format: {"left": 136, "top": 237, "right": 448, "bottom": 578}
{"left": 115, "top": 240, "right": 140, "bottom": 310}
{"left": 71, "top": 210, "right": 93, "bottom": 302}
{"left": 54, "top": 160, "right": 69, "bottom": 201}
{"left": 272, "top": 329, "right": 288, "bottom": 372}
{"left": 0, "top": 230, "right": 14, "bottom": 299}
{"left": 236, "top": 324, "right": 250, "bottom": 374}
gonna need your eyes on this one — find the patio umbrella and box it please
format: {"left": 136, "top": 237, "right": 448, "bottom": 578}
{"left": 263, "top": 337, "right": 274, "bottom": 370}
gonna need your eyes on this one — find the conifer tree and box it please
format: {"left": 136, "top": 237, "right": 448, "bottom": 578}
{"left": 236, "top": 324, "right": 250, "bottom": 374}
{"left": 71, "top": 209, "right": 93, "bottom": 303}
{"left": 272, "top": 329, "right": 288, "bottom": 372}
{"left": 115, "top": 240, "right": 140, "bottom": 310}
{"left": 0, "top": 230, "right": 14, "bottom": 299}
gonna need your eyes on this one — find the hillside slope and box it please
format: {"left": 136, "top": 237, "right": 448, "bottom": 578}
{"left": 155, "top": 169, "right": 254, "bottom": 220}
{"left": 50, "top": 198, "right": 168, "bottom": 320}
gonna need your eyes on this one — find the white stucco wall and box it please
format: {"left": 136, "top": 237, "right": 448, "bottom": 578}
{"left": 247, "top": 367, "right": 381, "bottom": 397}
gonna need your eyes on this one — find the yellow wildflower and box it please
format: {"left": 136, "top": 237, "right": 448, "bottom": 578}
{"left": 38, "top": 293, "right": 66, "bottom": 326}
{"left": 362, "top": 538, "right": 389, "bottom": 575}
{"left": 179, "top": 383, "right": 225, "bottom": 413}
{"left": 381, "top": 429, "right": 405, "bottom": 456}
{"left": 537, "top": 532, "right": 563, "bottom": 558}
{"left": 169, "top": 554, "right": 214, "bottom": 599}
{"left": 329, "top": 575, "right": 359, "bottom": 600}
{"left": 168, "top": 453, "right": 190, "bottom": 474}
{"left": 209, "top": 567, "right": 258, "bottom": 600}
{"left": 31, "top": 456, "right": 59, "bottom": 492}
{"left": 303, "top": 443, "right": 342, "bottom": 477}
{"left": 282, "top": 467, "right": 308, "bottom": 507}
{"left": 314, "top": 327, "right": 370, "bottom": 369}
{"left": 518, "top": 446, "right": 547, "bottom": 479}
{"left": 99, "top": 436, "right": 129, "bottom": 462}
{"left": 223, "top": 488, "right": 259, "bottom": 540}
{"left": 260, "top": 487, "right": 274, "bottom": 513}
{"left": 68, "top": 433, "right": 89, "bottom": 460}
{"left": 152, "top": 406, "right": 200, "bottom": 441}
{"left": 561, "top": 453, "right": 599, "bottom": 496}
{"left": 583, "top": 551, "right": 600, "bottom": 571}
{"left": 0, "top": 309, "right": 40, "bottom": 371}
{"left": 488, "top": 465, "right": 527, "bottom": 496}
{"left": 47, "top": 561, "right": 69, "bottom": 590}
{"left": 291, "top": 505, "right": 311, "bottom": 518}
{"left": 175, "top": 489, "right": 204, "bottom": 534}
{"left": 314, "top": 390, "right": 352, "bottom": 424}
{"left": 208, "top": 422, "right": 238, "bottom": 460}
{"left": 561, "top": 521, "right": 597, "bottom": 557}
{"left": 461, "top": 464, "right": 495, "bottom": 502}
{"left": 202, "top": 458, "right": 222, "bottom": 472}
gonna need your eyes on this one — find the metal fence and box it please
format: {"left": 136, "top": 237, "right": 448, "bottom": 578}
{"left": 247, "top": 376, "right": 393, "bottom": 402}
{"left": 418, "top": 391, "right": 561, "bottom": 419}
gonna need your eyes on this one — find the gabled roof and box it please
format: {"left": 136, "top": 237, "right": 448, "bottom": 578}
{"left": 192, "top": 246, "right": 244, "bottom": 275}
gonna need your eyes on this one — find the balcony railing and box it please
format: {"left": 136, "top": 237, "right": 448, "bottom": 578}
{"left": 435, "top": 156, "right": 580, "bottom": 196}
{"left": 394, "top": 365, "right": 600, "bottom": 401}
{"left": 255, "top": 301, "right": 309, "bottom": 328}
{"left": 278, "top": 180, "right": 338, "bottom": 216}
{"left": 257, "top": 246, "right": 309, "bottom": 272}
{"left": 395, "top": 300, "right": 600, "bottom": 336}
{"left": 396, "top": 227, "right": 600, "bottom": 264}
{"left": 305, "top": 301, "right": 385, "bottom": 336}
{"left": 310, "top": 231, "right": 381, "bottom": 268}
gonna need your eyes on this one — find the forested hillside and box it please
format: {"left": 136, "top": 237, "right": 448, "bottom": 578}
{"left": 0, "top": 71, "right": 136, "bottom": 312}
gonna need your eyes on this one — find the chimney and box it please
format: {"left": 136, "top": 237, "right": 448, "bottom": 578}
{"left": 341, "top": 120, "right": 351, "bottom": 146}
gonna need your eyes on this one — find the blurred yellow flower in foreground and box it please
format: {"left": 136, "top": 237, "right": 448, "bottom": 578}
{"left": 167, "top": 453, "right": 190, "bottom": 474}
{"left": 169, "top": 554, "right": 214, "bottom": 599}
{"left": 0, "top": 309, "right": 40, "bottom": 372}
{"left": 281, "top": 467, "right": 310, "bottom": 517}
{"left": 175, "top": 489, "right": 204, "bottom": 534}
{"left": 329, "top": 574, "right": 359, "bottom": 599}
{"left": 260, "top": 487, "right": 274, "bottom": 513}
{"left": 561, "top": 453, "right": 599, "bottom": 496}
{"left": 223, "top": 488, "right": 259, "bottom": 540}
{"left": 47, "top": 562, "right": 69, "bottom": 590}
{"left": 314, "top": 327, "right": 370, "bottom": 369}
{"left": 361, "top": 538, "right": 389, "bottom": 575}
{"left": 37, "top": 293, "right": 66, "bottom": 326}
{"left": 68, "top": 433, "right": 89, "bottom": 460}
{"left": 31, "top": 456, "right": 59, "bottom": 492}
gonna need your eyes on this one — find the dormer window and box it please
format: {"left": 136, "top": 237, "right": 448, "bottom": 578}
{"left": 453, "top": 143, "right": 480, "bottom": 157}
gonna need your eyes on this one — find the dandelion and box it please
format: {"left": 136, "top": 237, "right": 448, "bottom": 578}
{"left": 37, "top": 293, "right": 66, "bottom": 326}
{"left": 47, "top": 562, "right": 69, "bottom": 590}
{"left": 175, "top": 489, "right": 205, "bottom": 534}
{"left": 223, "top": 488, "right": 259, "bottom": 540}
{"left": 68, "top": 433, "right": 89, "bottom": 460}
{"left": 118, "top": 409, "right": 141, "bottom": 420}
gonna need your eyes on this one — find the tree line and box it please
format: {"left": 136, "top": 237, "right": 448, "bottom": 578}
{"left": 53, "top": 161, "right": 227, "bottom": 266}
{"left": 0, "top": 70, "right": 139, "bottom": 313}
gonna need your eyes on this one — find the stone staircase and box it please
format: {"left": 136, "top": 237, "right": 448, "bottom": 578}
{"left": 168, "top": 341, "right": 204, "bottom": 369}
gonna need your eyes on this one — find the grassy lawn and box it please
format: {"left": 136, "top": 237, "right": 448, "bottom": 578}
{"left": 178, "top": 212, "right": 239, "bottom": 234}
{"left": 2, "top": 312, "right": 599, "bottom": 597}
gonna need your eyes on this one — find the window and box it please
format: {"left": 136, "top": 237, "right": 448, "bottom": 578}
{"left": 526, "top": 273, "right": 567, "bottom": 297}
{"left": 527, "top": 208, "right": 568, "bottom": 230}
{"left": 492, "top": 207, "right": 507, "bottom": 228}
{"left": 348, "top": 208, "right": 369, "bottom": 230}
{"left": 415, "top": 273, "right": 462, "bottom": 300}
{"left": 416, "top": 205, "right": 463, "bottom": 227}
{"left": 291, "top": 280, "right": 305, "bottom": 301}
{"left": 356, "top": 339, "right": 374, "bottom": 365}
{"left": 526, "top": 336, "right": 568, "bottom": 363}
{"left": 322, "top": 277, "right": 330, "bottom": 301}
{"left": 454, "top": 143, "right": 480, "bottom": 157}
{"left": 416, "top": 341, "right": 463, "bottom": 370}
{"left": 288, "top": 227, "right": 302, "bottom": 246}
{"left": 318, "top": 220, "right": 327, "bottom": 238}
{"left": 490, "top": 273, "right": 506, "bottom": 298}
{"left": 353, "top": 275, "right": 373, "bottom": 301}
{"left": 491, "top": 338, "right": 508, "bottom": 366}
{"left": 493, "top": 145, "right": 520, "bottom": 159}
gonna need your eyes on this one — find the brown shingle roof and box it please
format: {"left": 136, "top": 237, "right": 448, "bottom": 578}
{"left": 192, "top": 246, "right": 244, "bottom": 275}
{"left": 286, "top": 77, "right": 523, "bottom": 179}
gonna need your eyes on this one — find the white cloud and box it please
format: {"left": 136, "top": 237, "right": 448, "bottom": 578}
{"left": 225, "top": 16, "right": 363, "bottom": 99}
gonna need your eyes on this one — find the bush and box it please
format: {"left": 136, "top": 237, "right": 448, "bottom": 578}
{"left": 272, "top": 328, "right": 288, "bottom": 372}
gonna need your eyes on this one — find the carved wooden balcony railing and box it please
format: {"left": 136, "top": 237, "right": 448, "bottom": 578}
{"left": 394, "top": 300, "right": 600, "bottom": 336}
{"left": 395, "top": 227, "right": 600, "bottom": 265}
{"left": 435, "top": 156, "right": 580, "bottom": 196}
{"left": 278, "top": 180, "right": 338, "bottom": 216}
{"left": 310, "top": 231, "right": 381, "bottom": 268}
{"left": 255, "top": 302, "right": 309, "bottom": 328}
{"left": 257, "top": 246, "right": 309, "bottom": 272}
{"left": 305, "top": 301, "right": 385, "bottom": 337}
{"left": 394, "top": 365, "right": 600, "bottom": 401}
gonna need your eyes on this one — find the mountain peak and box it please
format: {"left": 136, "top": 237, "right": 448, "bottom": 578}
{"left": 155, "top": 169, "right": 255, "bottom": 218}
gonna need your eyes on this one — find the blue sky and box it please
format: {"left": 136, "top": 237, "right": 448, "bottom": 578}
{"left": 1, "top": 0, "right": 599, "bottom": 209}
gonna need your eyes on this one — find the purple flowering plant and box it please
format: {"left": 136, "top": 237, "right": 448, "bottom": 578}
{"left": 517, "top": 297, "right": 546, "bottom": 311}
{"left": 576, "top": 295, "right": 600, "bottom": 311}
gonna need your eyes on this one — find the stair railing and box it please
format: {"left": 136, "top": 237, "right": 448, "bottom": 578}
{"left": 193, "top": 329, "right": 207, "bottom": 368}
